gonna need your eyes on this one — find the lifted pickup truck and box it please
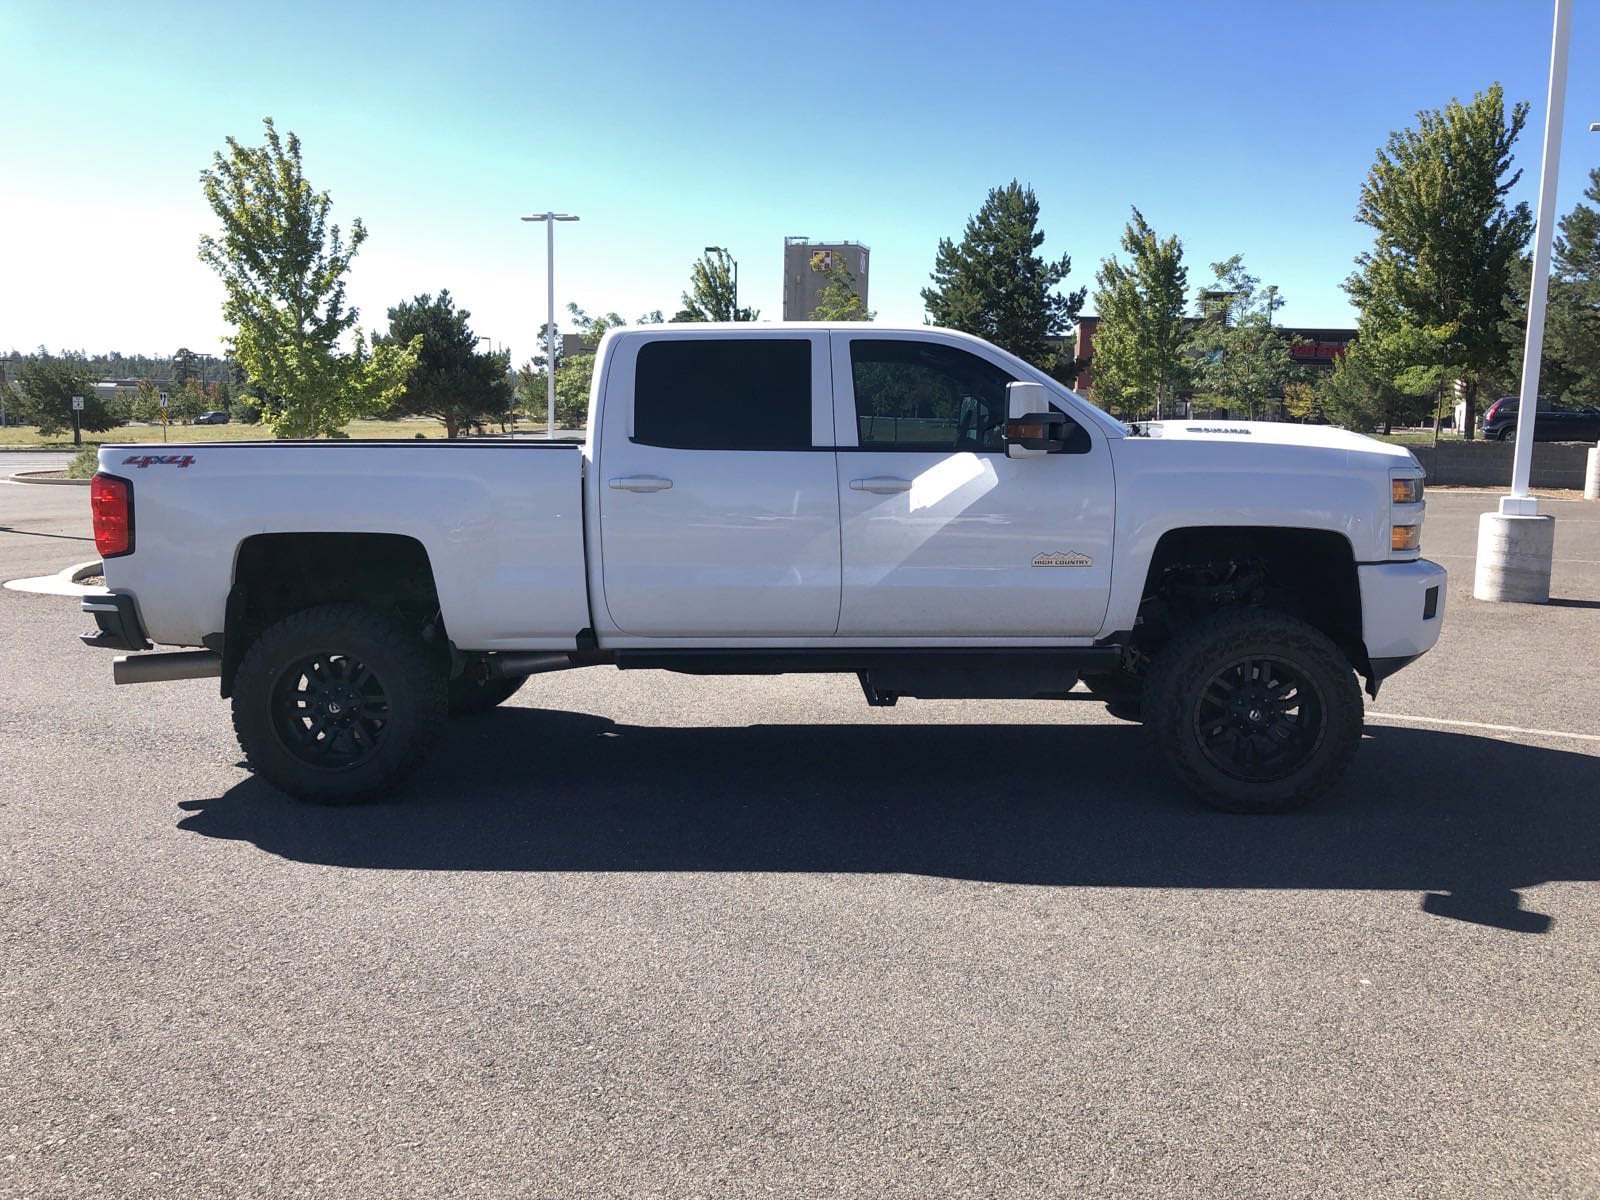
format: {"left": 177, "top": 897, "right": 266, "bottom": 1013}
{"left": 82, "top": 324, "right": 1446, "bottom": 812}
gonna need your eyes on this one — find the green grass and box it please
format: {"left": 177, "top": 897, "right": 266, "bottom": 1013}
{"left": 0, "top": 418, "right": 527, "bottom": 447}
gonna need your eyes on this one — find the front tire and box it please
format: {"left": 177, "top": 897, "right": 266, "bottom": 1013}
{"left": 231, "top": 603, "right": 447, "bottom": 804}
{"left": 1142, "top": 609, "right": 1362, "bottom": 814}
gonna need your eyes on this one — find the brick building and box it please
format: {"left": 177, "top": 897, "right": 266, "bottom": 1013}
{"left": 1064, "top": 316, "right": 1356, "bottom": 406}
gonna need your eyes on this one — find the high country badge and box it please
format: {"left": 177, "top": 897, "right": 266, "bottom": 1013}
{"left": 1032, "top": 551, "right": 1093, "bottom": 567}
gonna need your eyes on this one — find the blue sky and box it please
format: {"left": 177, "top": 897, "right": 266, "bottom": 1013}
{"left": 2, "top": 0, "right": 1597, "bottom": 365}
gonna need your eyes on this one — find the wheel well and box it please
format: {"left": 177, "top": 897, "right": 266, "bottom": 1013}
{"left": 220, "top": 533, "right": 443, "bottom": 697}
{"left": 1132, "top": 526, "right": 1364, "bottom": 668}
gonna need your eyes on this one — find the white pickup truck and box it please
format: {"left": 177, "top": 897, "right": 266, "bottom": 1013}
{"left": 82, "top": 324, "right": 1446, "bottom": 812}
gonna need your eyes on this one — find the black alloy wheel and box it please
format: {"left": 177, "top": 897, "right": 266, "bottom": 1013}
{"left": 1191, "top": 655, "right": 1325, "bottom": 783}
{"left": 270, "top": 652, "right": 392, "bottom": 769}
{"left": 1142, "top": 608, "right": 1363, "bottom": 813}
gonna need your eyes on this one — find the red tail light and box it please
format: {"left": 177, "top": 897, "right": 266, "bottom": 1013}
{"left": 90, "top": 473, "right": 134, "bottom": 558}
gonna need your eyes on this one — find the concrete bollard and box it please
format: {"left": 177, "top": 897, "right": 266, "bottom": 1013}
{"left": 1585, "top": 444, "right": 1599, "bottom": 500}
{"left": 1474, "top": 512, "right": 1557, "bottom": 603}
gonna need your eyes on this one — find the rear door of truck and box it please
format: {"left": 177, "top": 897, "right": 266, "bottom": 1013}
{"left": 593, "top": 330, "right": 840, "bottom": 637}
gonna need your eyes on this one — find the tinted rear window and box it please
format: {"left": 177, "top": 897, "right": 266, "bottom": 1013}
{"left": 634, "top": 339, "right": 812, "bottom": 451}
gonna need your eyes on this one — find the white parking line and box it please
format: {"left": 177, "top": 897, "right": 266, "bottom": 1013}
{"left": 1367, "top": 711, "right": 1600, "bottom": 744}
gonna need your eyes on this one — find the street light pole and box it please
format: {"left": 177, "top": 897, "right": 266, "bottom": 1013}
{"left": 705, "top": 246, "right": 738, "bottom": 321}
{"left": 522, "top": 212, "right": 579, "bottom": 437}
{"left": 1473, "top": 0, "right": 1571, "bottom": 603}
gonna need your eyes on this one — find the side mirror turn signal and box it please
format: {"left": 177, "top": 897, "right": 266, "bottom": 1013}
{"left": 1005, "top": 411, "right": 1068, "bottom": 458}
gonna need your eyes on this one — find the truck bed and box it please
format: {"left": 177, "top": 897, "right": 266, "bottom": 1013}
{"left": 99, "top": 440, "right": 591, "bottom": 650}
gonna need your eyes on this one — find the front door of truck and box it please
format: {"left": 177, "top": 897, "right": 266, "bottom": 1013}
{"left": 829, "top": 332, "right": 1114, "bottom": 638}
{"left": 596, "top": 332, "right": 841, "bottom": 636}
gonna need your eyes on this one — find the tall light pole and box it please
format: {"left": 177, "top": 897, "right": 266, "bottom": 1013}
{"left": 704, "top": 245, "right": 738, "bottom": 321}
{"left": 1474, "top": 0, "right": 1571, "bottom": 603}
{"left": 522, "top": 212, "right": 579, "bottom": 437}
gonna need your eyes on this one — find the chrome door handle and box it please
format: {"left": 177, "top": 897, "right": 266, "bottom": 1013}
{"left": 849, "top": 476, "right": 912, "bottom": 494}
{"left": 608, "top": 475, "right": 673, "bottom": 492}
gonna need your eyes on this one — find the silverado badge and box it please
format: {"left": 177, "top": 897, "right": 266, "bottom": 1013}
{"left": 1032, "top": 551, "right": 1093, "bottom": 568}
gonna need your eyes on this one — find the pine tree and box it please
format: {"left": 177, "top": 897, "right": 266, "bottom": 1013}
{"left": 1544, "top": 167, "right": 1600, "bottom": 406}
{"left": 922, "top": 180, "right": 1084, "bottom": 377}
{"left": 379, "top": 290, "right": 513, "bottom": 438}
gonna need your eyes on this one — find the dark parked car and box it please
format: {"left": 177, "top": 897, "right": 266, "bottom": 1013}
{"left": 194, "top": 410, "right": 231, "bottom": 425}
{"left": 1479, "top": 397, "right": 1600, "bottom": 442}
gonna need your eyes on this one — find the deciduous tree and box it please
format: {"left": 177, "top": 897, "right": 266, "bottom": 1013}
{"left": 810, "top": 257, "right": 874, "bottom": 321}
{"left": 1089, "top": 208, "right": 1188, "bottom": 419}
{"left": 199, "top": 118, "right": 417, "bottom": 438}
{"left": 1344, "top": 85, "right": 1532, "bottom": 438}
{"left": 1183, "top": 257, "right": 1295, "bottom": 418}
{"left": 1281, "top": 382, "right": 1320, "bottom": 423}
{"left": 675, "top": 250, "right": 756, "bottom": 322}
{"left": 922, "top": 180, "right": 1084, "bottom": 377}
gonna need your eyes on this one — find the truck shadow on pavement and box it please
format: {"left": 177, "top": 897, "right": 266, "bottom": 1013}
{"left": 177, "top": 712, "right": 1599, "bottom": 935}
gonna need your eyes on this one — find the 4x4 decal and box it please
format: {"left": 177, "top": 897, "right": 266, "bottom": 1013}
{"left": 122, "top": 454, "right": 195, "bottom": 469}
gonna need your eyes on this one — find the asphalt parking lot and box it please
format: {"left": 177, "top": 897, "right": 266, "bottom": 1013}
{"left": 3, "top": 461, "right": 1598, "bottom": 1199}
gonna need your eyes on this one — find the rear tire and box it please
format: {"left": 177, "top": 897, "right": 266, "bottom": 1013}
{"left": 231, "top": 603, "right": 446, "bottom": 804}
{"left": 1142, "top": 609, "right": 1362, "bottom": 814}
{"left": 447, "top": 673, "right": 526, "bottom": 716}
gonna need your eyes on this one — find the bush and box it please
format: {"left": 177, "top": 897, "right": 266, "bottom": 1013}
{"left": 66, "top": 446, "right": 99, "bottom": 478}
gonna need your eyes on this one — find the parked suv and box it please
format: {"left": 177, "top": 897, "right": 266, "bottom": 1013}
{"left": 194, "top": 410, "right": 231, "bottom": 425}
{"left": 1480, "top": 397, "right": 1600, "bottom": 442}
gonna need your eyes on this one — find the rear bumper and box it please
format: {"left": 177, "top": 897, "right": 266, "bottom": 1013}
{"left": 1358, "top": 559, "right": 1446, "bottom": 689}
{"left": 80, "top": 592, "right": 151, "bottom": 652}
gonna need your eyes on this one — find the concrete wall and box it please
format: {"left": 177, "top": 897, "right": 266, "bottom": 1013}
{"left": 1409, "top": 440, "right": 1594, "bottom": 489}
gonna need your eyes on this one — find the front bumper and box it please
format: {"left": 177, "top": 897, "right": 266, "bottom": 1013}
{"left": 80, "top": 592, "right": 151, "bottom": 652}
{"left": 1358, "top": 559, "right": 1447, "bottom": 692}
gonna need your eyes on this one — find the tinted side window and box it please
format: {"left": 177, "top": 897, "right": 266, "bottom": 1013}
{"left": 634, "top": 339, "right": 812, "bottom": 451}
{"left": 850, "top": 340, "right": 1016, "bottom": 451}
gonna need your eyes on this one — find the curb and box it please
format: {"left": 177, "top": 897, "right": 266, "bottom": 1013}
{"left": 11, "top": 469, "right": 89, "bottom": 486}
{"left": 3, "top": 559, "right": 104, "bottom": 597}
